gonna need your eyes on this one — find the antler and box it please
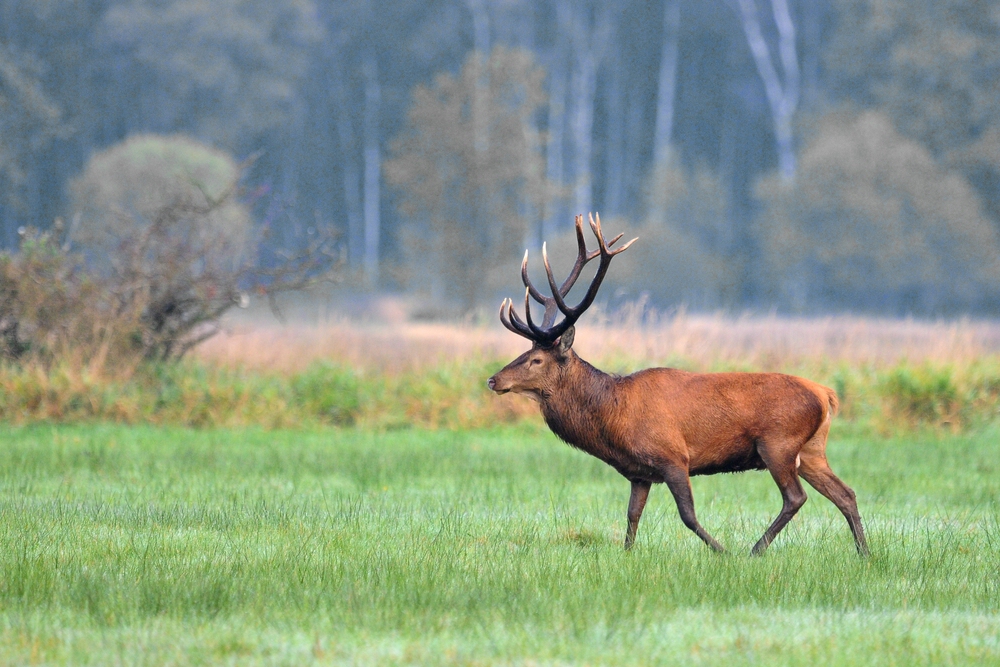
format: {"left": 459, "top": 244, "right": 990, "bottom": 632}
{"left": 499, "top": 213, "right": 637, "bottom": 347}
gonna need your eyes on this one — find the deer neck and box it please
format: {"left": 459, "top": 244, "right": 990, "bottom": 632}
{"left": 539, "top": 354, "right": 618, "bottom": 449}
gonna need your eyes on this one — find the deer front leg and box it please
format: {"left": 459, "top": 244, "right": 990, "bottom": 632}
{"left": 624, "top": 480, "right": 651, "bottom": 550}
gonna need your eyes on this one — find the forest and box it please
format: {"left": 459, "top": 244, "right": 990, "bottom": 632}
{"left": 2, "top": 0, "right": 999, "bottom": 315}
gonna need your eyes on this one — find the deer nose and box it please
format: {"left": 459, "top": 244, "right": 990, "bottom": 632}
{"left": 487, "top": 376, "right": 496, "bottom": 391}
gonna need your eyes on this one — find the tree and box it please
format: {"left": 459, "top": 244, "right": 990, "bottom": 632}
{"left": 734, "top": 0, "right": 800, "bottom": 181}
{"left": 0, "top": 45, "right": 64, "bottom": 237}
{"left": 100, "top": 0, "right": 323, "bottom": 150}
{"left": 755, "top": 111, "right": 1000, "bottom": 313}
{"left": 827, "top": 0, "right": 1000, "bottom": 221}
{"left": 595, "top": 153, "right": 734, "bottom": 309}
{"left": 69, "top": 134, "right": 338, "bottom": 359}
{"left": 385, "top": 47, "right": 549, "bottom": 308}
{"left": 70, "top": 134, "right": 252, "bottom": 271}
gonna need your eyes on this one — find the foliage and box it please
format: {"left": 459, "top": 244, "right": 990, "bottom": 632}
{"left": 100, "top": 0, "right": 323, "bottom": 148}
{"left": 70, "top": 134, "right": 252, "bottom": 273}
{"left": 386, "top": 47, "right": 549, "bottom": 308}
{"left": 0, "top": 424, "right": 997, "bottom": 664}
{"left": 880, "top": 364, "right": 959, "bottom": 426}
{"left": 755, "top": 110, "right": 1000, "bottom": 313}
{"left": 5, "top": 348, "right": 1000, "bottom": 433}
{"left": 0, "top": 228, "right": 138, "bottom": 365}
{"left": 0, "top": 358, "right": 534, "bottom": 429}
{"left": 0, "top": 45, "right": 65, "bottom": 210}
{"left": 63, "top": 134, "right": 339, "bottom": 361}
{"left": 828, "top": 0, "right": 1000, "bottom": 221}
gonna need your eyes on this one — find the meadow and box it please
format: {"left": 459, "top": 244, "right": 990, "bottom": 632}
{"left": 1, "top": 313, "right": 999, "bottom": 664}
{"left": 0, "top": 422, "right": 998, "bottom": 665}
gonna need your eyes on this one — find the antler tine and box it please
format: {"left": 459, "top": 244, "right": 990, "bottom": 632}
{"left": 557, "top": 214, "right": 600, "bottom": 297}
{"left": 498, "top": 212, "right": 637, "bottom": 347}
{"left": 611, "top": 235, "right": 639, "bottom": 255}
{"left": 542, "top": 242, "right": 573, "bottom": 316}
{"left": 499, "top": 298, "right": 534, "bottom": 341}
{"left": 521, "top": 249, "right": 560, "bottom": 326}
{"left": 521, "top": 250, "right": 548, "bottom": 306}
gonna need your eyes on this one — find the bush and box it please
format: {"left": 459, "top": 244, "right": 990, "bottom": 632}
{"left": 290, "top": 363, "right": 365, "bottom": 426}
{"left": 51, "top": 134, "right": 340, "bottom": 362}
{"left": 0, "top": 228, "right": 138, "bottom": 366}
{"left": 880, "top": 364, "right": 960, "bottom": 426}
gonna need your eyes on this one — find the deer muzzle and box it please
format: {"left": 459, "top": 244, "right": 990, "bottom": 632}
{"left": 487, "top": 374, "right": 509, "bottom": 394}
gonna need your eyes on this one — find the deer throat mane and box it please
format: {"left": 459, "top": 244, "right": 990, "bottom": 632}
{"left": 539, "top": 358, "right": 616, "bottom": 444}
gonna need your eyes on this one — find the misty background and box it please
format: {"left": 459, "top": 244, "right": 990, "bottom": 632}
{"left": 2, "top": 0, "right": 999, "bottom": 317}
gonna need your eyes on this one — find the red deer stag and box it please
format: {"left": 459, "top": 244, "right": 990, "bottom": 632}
{"left": 487, "top": 213, "right": 868, "bottom": 556}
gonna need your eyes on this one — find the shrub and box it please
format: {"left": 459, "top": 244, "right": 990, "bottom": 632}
{"left": 879, "top": 364, "right": 961, "bottom": 427}
{"left": 0, "top": 228, "right": 140, "bottom": 366}
{"left": 57, "top": 134, "right": 340, "bottom": 362}
{"left": 290, "top": 363, "right": 365, "bottom": 426}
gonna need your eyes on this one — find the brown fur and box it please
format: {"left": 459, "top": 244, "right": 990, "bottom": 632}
{"left": 488, "top": 339, "right": 867, "bottom": 555}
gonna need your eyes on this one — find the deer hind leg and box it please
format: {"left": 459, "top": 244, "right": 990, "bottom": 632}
{"left": 752, "top": 443, "right": 808, "bottom": 556}
{"left": 624, "top": 480, "right": 651, "bottom": 550}
{"left": 798, "top": 453, "right": 868, "bottom": 556}
{"left": 663, "top": 467, "right": 725, "bottom": 553}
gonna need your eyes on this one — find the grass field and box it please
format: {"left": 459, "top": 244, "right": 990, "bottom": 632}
{"left": 1, "top": 422, "right": 998, "bottom": 665}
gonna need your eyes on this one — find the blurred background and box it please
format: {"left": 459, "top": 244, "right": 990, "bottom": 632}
{"left": 2, "top": 0, "right": 1000, "bottom": 318}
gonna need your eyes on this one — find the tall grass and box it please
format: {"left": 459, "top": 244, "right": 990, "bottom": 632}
{"left": 5, "top": 314, "right": 1000, "bottom": 430}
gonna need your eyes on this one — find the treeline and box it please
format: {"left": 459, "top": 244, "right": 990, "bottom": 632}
{"left": 2, "top": 0, "right": 1000, "bottom": 315}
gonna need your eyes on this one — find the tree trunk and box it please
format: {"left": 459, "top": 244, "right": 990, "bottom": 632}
{"left": 623, "top": 85, "right": 646, "bottom": 222}
{"left": 543, "top": 0, "right": 571, "bottom": 239}
{"left": 652, "top": 0, "right": 680, "bottom": 169}
{"left": 603, "top": 53, "right": 626, "bottom": 219}
{"left": 334, "top": 76, "right": 363, "bottom": 267}
{"left": 736, "top": 0, "right": 800, "bottom": 181}
{"left": 362, "top": 52, "right": 381, "bottom": 286}
{"left": 568, "top": 4, "right": 612, "bottom": 220}
{"left": 467, "top": 0, "right": 490, "bottom": 155}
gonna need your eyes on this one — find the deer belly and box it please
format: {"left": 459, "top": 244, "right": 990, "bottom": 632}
{"left": 688, "top": 438, "right": 767, "bottom": 476}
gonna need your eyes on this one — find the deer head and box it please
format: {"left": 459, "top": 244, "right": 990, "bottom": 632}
{"left": 488, "top": 213, "right": 636, "bottom": 398}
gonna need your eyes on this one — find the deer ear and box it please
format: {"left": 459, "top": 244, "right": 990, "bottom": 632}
{"left": 557, "top": 326, "right": 575, "bottom": 355}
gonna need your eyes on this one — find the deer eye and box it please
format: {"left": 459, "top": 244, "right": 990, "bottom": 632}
{"left": 529, "top": 358, "right": 542, "bottom": 366}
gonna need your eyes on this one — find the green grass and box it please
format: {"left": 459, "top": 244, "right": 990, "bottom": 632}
{"left": 0, "top": 423, "right": 998, "bottom": 665}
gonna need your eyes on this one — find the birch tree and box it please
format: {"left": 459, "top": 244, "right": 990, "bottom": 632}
{"left": 567, "top": 3, "right": 613, "bottom": 219}
{"left": 735, "top": 0, "right": 800, "bottom": 181}
{"left": 361, "top": 52, "right": 381, "bottom": 286}
{"left": 543, "top": 0, "right": 572, "bottom": 240}
{"left": 652, "top": 0, "right": 681, "bottom": 170}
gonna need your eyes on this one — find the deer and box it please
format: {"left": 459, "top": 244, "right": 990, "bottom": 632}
{"left": 487, "top": 213, "right": 868, "bottom": 556}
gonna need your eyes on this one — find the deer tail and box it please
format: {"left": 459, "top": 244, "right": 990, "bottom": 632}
{"left": 826, "top": 387, "right": 840, "bottom": 418}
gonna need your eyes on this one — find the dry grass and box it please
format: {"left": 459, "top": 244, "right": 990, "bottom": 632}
{"left": 194, "top": 310, "right": 1000, "bottom": 374}
{"left": 7, "top": 306, "right": 1000, "bottom": 431}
